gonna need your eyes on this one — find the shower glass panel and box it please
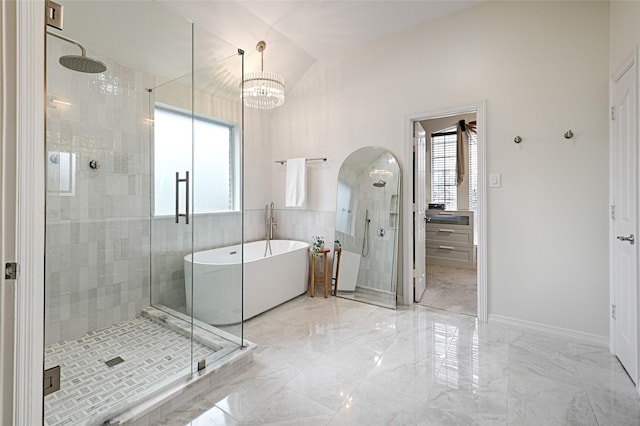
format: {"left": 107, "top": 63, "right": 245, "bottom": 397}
{"left": 334, "top": 147, "right": 401, "bottom": 309}
{"left": 191, "top": 26, "right": 244, "bottom": 343}
{"left": 149, "top": 25, "right": 245, "bottom": 365}
{"left": 43, "top": 2, "right": 244, "bottom": 424}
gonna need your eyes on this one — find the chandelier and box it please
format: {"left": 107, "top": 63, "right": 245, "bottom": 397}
{"left": 243, "top": 41, "right": 285, "bottom": 110}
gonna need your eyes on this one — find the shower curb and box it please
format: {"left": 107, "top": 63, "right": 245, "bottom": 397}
{"left": 104, "top": 339, "right": 255, "bottom": 425}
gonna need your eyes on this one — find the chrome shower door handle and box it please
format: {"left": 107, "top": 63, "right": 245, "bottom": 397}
{"left": 617, "top": 234, "right": 635, "bottom": 245}
{"left": 175, "top": 171, "right": 190, "bottom": 225}
{"left": 175, "top": 172, "right": 179, "bottom": 223}
{"left": 185, "top": 171, "right": 190, "bottom": 225}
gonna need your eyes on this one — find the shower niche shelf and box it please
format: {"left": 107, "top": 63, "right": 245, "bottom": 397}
{"left": 388, "top": 194, "right": 398, "bottom": 229}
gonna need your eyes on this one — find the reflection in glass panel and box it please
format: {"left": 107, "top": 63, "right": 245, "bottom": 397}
{"left": 336, "top": 179, "right": 356, "bottom": 235}
{"left": 47, "top": 151, "right": 76, "bottom": 195}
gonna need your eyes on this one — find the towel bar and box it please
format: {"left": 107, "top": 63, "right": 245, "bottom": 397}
{"left": 275, "top": 157, "right": 326, "bottom": 164}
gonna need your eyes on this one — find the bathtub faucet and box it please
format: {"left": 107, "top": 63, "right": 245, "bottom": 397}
{"left": 264, "top": 202, "right": 277, "bottom": 256}
{"left": 268, "top": 202, "right": 277, "bottom": 240}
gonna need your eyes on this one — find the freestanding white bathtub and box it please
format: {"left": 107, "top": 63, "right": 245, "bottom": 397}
{"left": 184, "top": 240, "right": 309, "bottom": 325}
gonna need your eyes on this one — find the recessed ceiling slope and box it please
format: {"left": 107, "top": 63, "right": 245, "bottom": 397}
{"left": 236, "top": 0, "right": 483, "bottom": 60}
{"left": 55, "top": 1, "right": 482, "bottom": 95}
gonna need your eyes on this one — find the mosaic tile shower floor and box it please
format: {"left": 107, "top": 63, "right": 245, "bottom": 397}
{"left": 44, "top": 316, "right": 215, "bottom": 425}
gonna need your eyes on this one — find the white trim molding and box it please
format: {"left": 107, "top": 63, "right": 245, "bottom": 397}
{"left": 403, "top": 101, "right": 488, "bottom": 322}
{"left": 489, "top": 314, "right": 609, "bottom": 347}
{"left": 13, "top": 0, "right": 45, "bottom": 424}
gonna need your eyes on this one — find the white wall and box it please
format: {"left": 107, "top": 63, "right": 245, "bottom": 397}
{"left": 270, "top": 1, "right": 610, "bottom": 337}
{"left": 244, "top": 109, "right": 273, "bottom": 211}
{"left": 610, "top": 1, "right": 640, "bottom": 72}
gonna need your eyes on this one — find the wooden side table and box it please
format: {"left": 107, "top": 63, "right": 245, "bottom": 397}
{"left": 309, "top": 248, "right": 330, "bottom": 298}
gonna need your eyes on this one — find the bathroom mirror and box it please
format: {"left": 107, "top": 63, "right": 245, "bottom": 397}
{"left": 334, "top": 146, "right": 401, "bottom": 309}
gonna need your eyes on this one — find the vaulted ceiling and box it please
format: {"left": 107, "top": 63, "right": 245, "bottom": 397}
{"left": 162, "top": 0, "right": 482, "bottom": 90}
{"left": 56, "top": 1, "right": 481, "bottom": 92}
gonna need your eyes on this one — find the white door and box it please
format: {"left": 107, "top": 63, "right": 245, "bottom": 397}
{"left": 414, "top": 122, "right": 427, "bottom": 301}
{"left": 612, "top": 55, "right": 638, "bottom": 384}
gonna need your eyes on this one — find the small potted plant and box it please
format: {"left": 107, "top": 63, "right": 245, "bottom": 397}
{"left": 311, "top": 235, "right": 325, "bottom": 257}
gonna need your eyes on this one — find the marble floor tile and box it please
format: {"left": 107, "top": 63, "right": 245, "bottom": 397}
{"left": 328, "top": 380, "right": 427, "bottom": 425}
{"left": 284, "top": 363, "right": 360, "bottom": 411}
{"left": 159, "top": 295, "right": 640, "bottom": 425}
{"left": 420, "top": 264, "right": 477, "bottom": 316}
{"left": 240, "top": 387, "right": 335, "bottom": 425}
{"left": 158, "top": 404, "right": 239, "bottom": 426}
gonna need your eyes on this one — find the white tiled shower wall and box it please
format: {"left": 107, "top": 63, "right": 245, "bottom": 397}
{"left": 45, "top": 39, "right": 154, "bottom": 345}
{"left": 355, "top": 160, "right": 400, "bottom": 292}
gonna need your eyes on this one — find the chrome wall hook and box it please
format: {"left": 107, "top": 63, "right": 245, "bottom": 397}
{"left": 564, "top": 130, "right": 574, "bottom": 139}
{"left": 514, "top": 136, "right": 523, "bottom": 144}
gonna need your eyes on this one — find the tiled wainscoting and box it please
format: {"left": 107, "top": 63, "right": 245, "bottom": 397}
{"left": 151, "top": 208, "right": 337, "bottom": 312}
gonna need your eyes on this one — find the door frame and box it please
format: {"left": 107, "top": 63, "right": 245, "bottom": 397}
{"left": 403, "top": 101, "right": 487, "bottom": 322}
{"left": 610, "top": 47, "right": 640, "bottom": 391}
{"left": 7, "top": 0, "right": 45, "bottom": 422}
{"left": 413, "top": 121, "right": 427, "bottom": 302}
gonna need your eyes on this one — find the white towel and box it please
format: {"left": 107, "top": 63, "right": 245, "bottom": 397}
{"left": 285, "top": 158, "right": 307, "bottom": 208}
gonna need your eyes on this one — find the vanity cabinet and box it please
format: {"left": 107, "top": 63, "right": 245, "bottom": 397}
{"left": 426, "top": 210, "right": 474, "bottom": 269}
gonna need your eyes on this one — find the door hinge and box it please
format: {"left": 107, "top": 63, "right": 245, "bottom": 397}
{"left": 5, "top": 262, "right": 18, "bottom": 280}
{"left": 612, "top": 304, "right": 616, "bottom": 320}
{"left": 46, "top": 0, "right": 64, "bottom": 30}
{"left": 197, "top": 359, "right": 206, "bottom": 372}
{"left": 611, "top": 204, "right": 615, "bottom": 220}
{"left": 611, "top": 106, "right": 615, "bottom": 121}
{"left": 43, "top": 365, "right": 61, "bottom": 396}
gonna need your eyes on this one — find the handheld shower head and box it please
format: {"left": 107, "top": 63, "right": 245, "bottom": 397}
{"left": 373, "top": 179, "right": 386, "bottom": 188}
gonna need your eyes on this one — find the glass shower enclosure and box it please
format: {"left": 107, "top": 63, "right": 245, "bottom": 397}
{"left": 44, "top": 2, "right": 244, "bottom": 424}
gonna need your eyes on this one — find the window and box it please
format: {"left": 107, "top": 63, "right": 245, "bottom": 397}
{"left": 153, "top": 106, "right": 239, "bottom": 215}
{"left": 430, "top": 127, "right": 458, "bottom": 210}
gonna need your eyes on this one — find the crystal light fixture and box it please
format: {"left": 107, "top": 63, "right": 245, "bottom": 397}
{"left": 243, "top": 41, "right": 285, "bottom": 110}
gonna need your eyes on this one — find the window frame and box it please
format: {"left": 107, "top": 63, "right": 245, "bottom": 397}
{"left": 152, "top": 103, "right": 240, "bottom": 217}
{"left": 430, "top": 127, "right": 458, "bottom": 210}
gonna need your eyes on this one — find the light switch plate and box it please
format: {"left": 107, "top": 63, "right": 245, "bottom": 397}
{"left": 489, "top": 173, "right": 501, "bottom": 188}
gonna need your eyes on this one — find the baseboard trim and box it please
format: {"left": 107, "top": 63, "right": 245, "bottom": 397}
{"left": 488, "top": 314, "right": 609, "bottom": 347}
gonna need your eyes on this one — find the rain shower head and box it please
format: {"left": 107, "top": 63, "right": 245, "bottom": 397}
{"left": 47, "top": 31, "right": 107, "bottom": 74}
{"left": 59, "top": 55, "right": 107, "bottom": 73}
{"left": 373, "top": 179, "right": 386, "bottom": 187}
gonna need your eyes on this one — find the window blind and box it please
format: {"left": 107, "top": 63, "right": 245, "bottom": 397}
{"left": 431, "top": 127, "right": 457, "bottom": 210}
